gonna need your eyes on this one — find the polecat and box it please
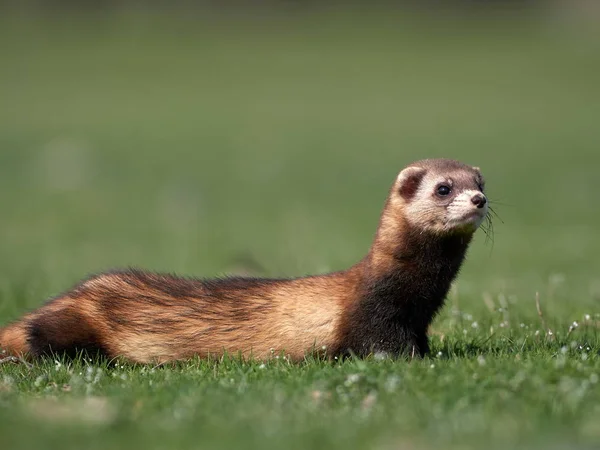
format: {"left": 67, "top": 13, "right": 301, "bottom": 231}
{"left": 0, "top": 158, "right": 489, "bottom": 363}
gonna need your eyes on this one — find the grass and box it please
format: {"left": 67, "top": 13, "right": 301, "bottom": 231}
{"left": 1, "top": 8, "right": 600, "bottom": 450}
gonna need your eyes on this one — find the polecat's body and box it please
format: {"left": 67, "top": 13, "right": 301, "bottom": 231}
{"left": 0, "top": 159, "right": 489, "bottom": 363}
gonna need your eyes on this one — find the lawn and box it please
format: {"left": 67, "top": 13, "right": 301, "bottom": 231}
{"left": 1, "top": 8, "right": 599, "bottom": 450}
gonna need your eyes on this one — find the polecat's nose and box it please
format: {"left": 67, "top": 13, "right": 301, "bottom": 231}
{"left": 471, "top": 194, "right": 487, "bottom": 209}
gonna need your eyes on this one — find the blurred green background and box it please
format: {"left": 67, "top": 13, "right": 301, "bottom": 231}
{"left": 0, "top": 3, "right": 599, "bottom": 449}
{"left": 1, "top": 4, "right": 599, "bottom": 309}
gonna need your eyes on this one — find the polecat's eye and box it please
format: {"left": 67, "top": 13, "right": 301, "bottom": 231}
{"left": 437, "top": 185, "right": 451, "bottom": 196}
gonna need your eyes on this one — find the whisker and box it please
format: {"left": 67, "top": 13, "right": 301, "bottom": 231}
{"left": 486, "top": 198, "right": 513, "bottom": 207}
{"left": 488, "top": 206, "right": 504, "bottom": 224}
{"left": 481, "top": 212, "right": 495, "bottom": 252}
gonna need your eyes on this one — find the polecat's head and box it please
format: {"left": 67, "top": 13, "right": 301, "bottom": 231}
{"left": 392, "top": 159, "right": 488, "bottom": 235}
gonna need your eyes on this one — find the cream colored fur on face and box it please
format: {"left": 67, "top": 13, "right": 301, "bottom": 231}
{"left": 445, "top": 189, "right": 488, "bottom": 232}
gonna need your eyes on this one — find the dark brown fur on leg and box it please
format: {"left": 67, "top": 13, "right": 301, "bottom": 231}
{"left": 27, "top": 309, "right": 108, "bottom": 359}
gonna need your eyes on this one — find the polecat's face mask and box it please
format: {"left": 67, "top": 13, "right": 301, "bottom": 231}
{"left": 394, "top": 163, "right": 489, "bottom": 235}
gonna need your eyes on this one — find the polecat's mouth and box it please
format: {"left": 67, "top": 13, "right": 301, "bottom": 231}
{"left": 446, "top": 210, "right": 486, "bottom": 232}
{"left": 462, "top": 210, "right": 486, "bottom": 222}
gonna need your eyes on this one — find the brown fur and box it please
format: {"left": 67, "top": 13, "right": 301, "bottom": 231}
{"left": 0, "top": 159, "right": 488, "bottom": 363}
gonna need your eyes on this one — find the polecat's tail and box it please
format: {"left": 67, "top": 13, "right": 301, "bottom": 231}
{"left": 0, "top": 321, "right": 31, "bottom": 358}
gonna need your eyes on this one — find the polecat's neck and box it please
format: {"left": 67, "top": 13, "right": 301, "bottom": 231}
{"left": 333, "top": 211, "right": 473, "bottom": 357}
{"left": 365, "top": 209, "right": 472, "bottom": 282}
{"left": 352, "top": 210, "right": 472, "bottom": 327}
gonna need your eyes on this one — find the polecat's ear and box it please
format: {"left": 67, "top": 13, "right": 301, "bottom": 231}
{"left": 472, "top": 166, "right": 481, "bottom": 172}
{"left": 397, "top": 166, "right": 427, "bottom": 200}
